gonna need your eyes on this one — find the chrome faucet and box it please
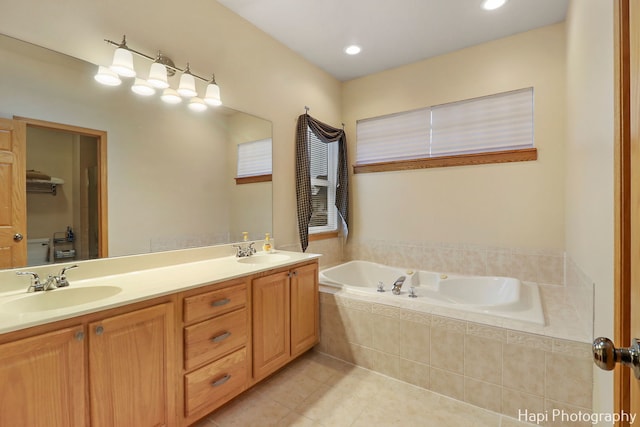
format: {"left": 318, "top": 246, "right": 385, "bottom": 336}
{"left": 233, "top": 242, "right": 256, "bottom": 258}
{"left": 391, "top": 276, "right": 406, "bottom": 295}
{"left": 17, "top": 265, "right": 78, "bottom": 293}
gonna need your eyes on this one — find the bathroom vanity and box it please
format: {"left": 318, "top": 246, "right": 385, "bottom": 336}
{"left": 0, "top": 249, "right": 319, "bottom": 427}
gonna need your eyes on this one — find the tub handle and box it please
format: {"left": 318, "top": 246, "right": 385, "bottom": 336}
{"left": 377, "top": 281, "right": 385, "bottom": 292}
{"left": 408, "top": 287, "right": 417, "bottom": 298}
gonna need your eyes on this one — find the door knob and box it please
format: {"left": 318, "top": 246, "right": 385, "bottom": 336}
{"left": 13, "top": 233, "right": 23, "bottom": 242}
{"left": 593, "top": 337, "right": 640, "bottom": 379}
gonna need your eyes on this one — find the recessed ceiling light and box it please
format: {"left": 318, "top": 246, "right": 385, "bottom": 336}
{"left": 482, "top": 0, "right": 508, "bottom": 10}
{"left": 344, "top": 45, "right": 362, "bottom": 55}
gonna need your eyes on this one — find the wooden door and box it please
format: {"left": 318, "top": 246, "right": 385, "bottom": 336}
{"left": 0, "top": 118, "right": 26, "bottom": 268}
{"left": 628, "top": 0, "right": 640, "bottom": 417}
{"left": 290, "top": 262, "right": 319, "bottom": 357}
{"left": 0, "top": 326, "right": 86, "bottom": 427}
{"left": 89, "top": 303, "right": 175, "bottom": 427}
{"left": 252, "top": 270, "right": 290, "bottom": 381}
{"left": 614, "top": 0, "right": 640, "bottom": 420}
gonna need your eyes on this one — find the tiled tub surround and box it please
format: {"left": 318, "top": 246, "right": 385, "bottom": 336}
{"left": 317, "top": 290, "right": 593, "bottom": 425}
{"left": 342, "top": 238, "right": 594, "bottom": 339}
{"left": 345, "top": 239, "right": 566, "bottom": 287}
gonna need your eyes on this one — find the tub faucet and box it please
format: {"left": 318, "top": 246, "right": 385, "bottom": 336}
{"left": 391, "top": 276, "right": 406, "bottom": 295}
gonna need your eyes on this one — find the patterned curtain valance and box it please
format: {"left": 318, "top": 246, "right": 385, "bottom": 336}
{"left": 295, "top": 113, "right": 349, "bottom": 252}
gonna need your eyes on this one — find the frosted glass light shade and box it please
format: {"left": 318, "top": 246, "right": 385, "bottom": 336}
{"left": 110, "top": 48, "right": 136, "bottom": 77}
{"left": 188, "top": 97, "right": 207, "bottom": 112}
{"left": 131, "top": 78, "right": 155, "bottom": 96}
{"left": 94, "top": 66, "right": 122, "bottom": 86}
{"left": 177, "top": 72, "right": 197, "bottom": 97}
{"left": 204, "top": 83, "right": 222, "bottom": 106}
{"left": 161, "top": 88, "right": 182, "bottom": 104}
{"left": 147, "top": 62, "right": 170, "bottom": 89}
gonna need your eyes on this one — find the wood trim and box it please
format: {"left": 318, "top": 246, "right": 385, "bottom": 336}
{"left": 353, "top": 148, "right": 537, "bottom": 174}
{"left": 308, "top": 231, "right": 339, "bottom": 242}
{"left": 13, "top": 116, "right": 109, "bottom": 258}
{"left": 614, "top": 0, "right": 632, "bottom": 422}
{"left": 235, "top": 174, "right": 272, "bottom": 184}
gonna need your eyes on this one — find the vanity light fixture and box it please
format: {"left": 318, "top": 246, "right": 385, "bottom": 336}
{"left": 109, "top": 36, "right": 136, "bottom": 77}
{"left": 160, "top": 88, "right": 182, "bottom": 104}
{"left": 204, "top": 74, "right": 222, "bottom": 106}
{"left": 147, "top": 53, "right": 172, "bottom": 89}
{"left": 94, "top": 66, "right": 121, "bottom": 86}
{"left": 95, "top": 35, "right": 222, "bottom": 111}
{"left": 188, "top": 97, "right": 207, "bottom": 112}
{"left": 131, "top": 78, "right": 155, "bottom": 96}
{"left": 177, "top": 63, "right": 198, "bottom": 97}
{"left": 481, "top": 0, "right": 508, "bottom": 10}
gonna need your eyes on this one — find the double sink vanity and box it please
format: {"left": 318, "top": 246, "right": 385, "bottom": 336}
{"left": 0, "top": 246, "right": 320, "bottom": 427}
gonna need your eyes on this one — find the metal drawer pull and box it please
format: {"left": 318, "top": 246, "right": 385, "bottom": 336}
{"left": 211, "top": 374, "right": 231, "bottom": 387}
{"left": 211, "top": 298, "right": 231, "bottom": 307}
{"left": 211, "top": 331, "right": 231, "bottom": 343}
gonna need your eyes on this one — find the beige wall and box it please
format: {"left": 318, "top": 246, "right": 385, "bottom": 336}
{"left": 565, "top": 0, "right": 614, "bottom": 417}
{"left": 0, "top": 0, "right": 342, "bottom": 251}
{"left": 342, "top": 24, "right": 566, "bottom": 251}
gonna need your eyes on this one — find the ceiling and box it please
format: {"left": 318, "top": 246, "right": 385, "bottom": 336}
{"left": 216, "top": 0, "right": 569, "bottom": 81}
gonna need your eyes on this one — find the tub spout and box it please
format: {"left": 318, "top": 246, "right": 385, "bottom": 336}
{"left": 391, "top": 276, "right": 406, "bottom": 295}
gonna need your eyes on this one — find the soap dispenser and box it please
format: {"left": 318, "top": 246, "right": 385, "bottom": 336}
{"left": 263, "top": 233, "right": 272, "bottom": 253}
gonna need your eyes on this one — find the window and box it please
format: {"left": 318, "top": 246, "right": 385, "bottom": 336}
{"left": 308, "top": 128, "right": 338, "bottom": 233}
{"left": 235, "top": 138, "right": 272, "bottom": 184}
{"left": 355, "top": 88, "right": 536, "bottom": 173}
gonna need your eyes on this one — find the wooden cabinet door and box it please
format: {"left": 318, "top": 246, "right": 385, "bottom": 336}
{"left": 252, "top": 271, "right": 290, "bottom": 381}
{"left": 290, "top": 262, "right": 319, "bottom": 357}
{"left": 89, "top": 303, "right": 175, "bottom": 427}
{"left": 0, "top": 325, "right": 86, "bottom": 427}
{"left": 0, "top": 118, "right": 26, "bottom": 268}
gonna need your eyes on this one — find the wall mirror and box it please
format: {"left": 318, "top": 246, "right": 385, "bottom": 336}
{"left": 0, "top": 33, "right": 272, "bottom": 269}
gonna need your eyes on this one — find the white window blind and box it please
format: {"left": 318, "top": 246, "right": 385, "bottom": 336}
{"left": 308, "top": 129, "right": 338, "bottom": 232}
{"left": 356, "top": 108, "right": 430, "bottom": 164}
{"left": 355, "top": 88, "right": 533, "bottom": 164}
{"left": 430, "top": 88, "right": 533, "bottom": 156}
{"left": 236, "top": 138, "right": 272, "bottom": 177}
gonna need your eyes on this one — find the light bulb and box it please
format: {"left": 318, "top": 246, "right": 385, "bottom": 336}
{"left": 161, "top": 88, "right": 182, "bottom": 104}
{"left": 344, "top": 45, "right": 361, "bottom": 55}
{"left": 481, "top": 0, "right": 508, "bottom": 10}
{"left": 131, "top": 78, "right": 155, "bottom": 96}
{"left": 94, "top": 66, "right": 122, "bottom": 86}
{"left": 188, "top": 97, "right": 207, "bottom": 112}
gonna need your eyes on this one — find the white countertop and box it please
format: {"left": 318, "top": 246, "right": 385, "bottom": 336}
{"left": 0, "top": 249, "right": 320, "bottom": 335}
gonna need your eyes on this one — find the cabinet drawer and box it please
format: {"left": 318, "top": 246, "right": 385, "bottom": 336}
{"left": 184, "top": 308, "right": 247, "bottom": 370}
{"left": 184, "top": 347, "right": 247, "bottom": 417}
{"left": 183, "top": 282, "right": 246, "bottom": 324}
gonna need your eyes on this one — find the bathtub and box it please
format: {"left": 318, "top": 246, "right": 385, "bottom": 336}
{"left": 319, "top": 260, "right": 545, "bottom": 325}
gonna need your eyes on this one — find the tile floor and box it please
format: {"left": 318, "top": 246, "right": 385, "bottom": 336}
{"left": 193, "top": 350, "right": 536, "bottom": 427}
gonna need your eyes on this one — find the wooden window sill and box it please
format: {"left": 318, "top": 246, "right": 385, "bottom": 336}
{"left": 235, "top": 174, "right": 272, "bottom": 184}
{"left": 308, "top": 231, "right": 339, "bottom": 242}
{"left": 353, "top": 148, "right": 537, "bottom": 174}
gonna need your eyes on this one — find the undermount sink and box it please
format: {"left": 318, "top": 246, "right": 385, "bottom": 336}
{"left": 1, "top": 286, "right": 122, "bottom": 313}
{"left": 236, "top": 253, "right": 291, "bottom": 265}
